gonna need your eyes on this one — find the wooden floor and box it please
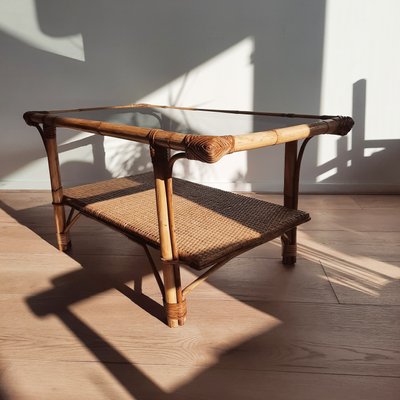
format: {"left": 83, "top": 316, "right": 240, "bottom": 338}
{"left": 0, "top": 191, "right": 399, "bottom": 400}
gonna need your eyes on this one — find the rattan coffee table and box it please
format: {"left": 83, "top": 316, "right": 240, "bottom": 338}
{"left": 24, "top": 104, "right": 354, "bottom": 327}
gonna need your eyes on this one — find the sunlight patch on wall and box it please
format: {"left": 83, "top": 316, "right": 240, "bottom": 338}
{"left": 320, "top": 0, "right": 400, "bottom": 140}
{"left": 0, "top": 0, "right": 85, "bottom": 61}
{"left": 105, "top": 37, "right": 255, "bottom": 189}
{"left": 363, "top": 147, "right": 385, "bottom": 158}
{"left": 57, "top": 140, "right": 94, "bottom": 164}
{"left": 316, "top": 167, "right": 337, "bottom": 183}
{"left": 318, "top": 0, "right": 400, "bottom": 174}
{"left": 138, "top": 36, "right": 255, "bottom": 110}
{"left": 58, "top": 131, "right": 93, "bottom": 146}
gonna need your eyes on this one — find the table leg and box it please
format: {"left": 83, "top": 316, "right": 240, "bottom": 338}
{"left": 42, "top": 124, "right": 70, "bottom": 251}
{"left": 151, "top": 144, "right": 186, "bottom": 327}
{"left": 282, "top": 141, "right": 298, "bottom": 265}
{"left": 162, "top": 263, "right": 186, "bottom": 327}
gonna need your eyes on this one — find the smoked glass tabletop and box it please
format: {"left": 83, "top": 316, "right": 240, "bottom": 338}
{"left": 52, "top": 106, "right": 323, "bottom": 137}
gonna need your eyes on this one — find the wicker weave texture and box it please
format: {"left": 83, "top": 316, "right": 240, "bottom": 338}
{"left": 63, "top": 173, "right": 310, "bottom": 270}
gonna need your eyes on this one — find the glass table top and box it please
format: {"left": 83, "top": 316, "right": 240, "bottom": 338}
{"left": 54, "top": 106, "right": 321, "bottom": 137}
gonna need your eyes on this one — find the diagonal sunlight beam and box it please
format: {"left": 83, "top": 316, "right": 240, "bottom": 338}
{"left": 105, "top": 37, "right": 255, "bottom": 190}
{"left": 137, "top": 36, "right": 254, "bottom": 110}
{"left": 0, "top": 0, "right": 85, "bottom": 61}
{"left": 296, "top": 233, "right": 400, "bottom": 297}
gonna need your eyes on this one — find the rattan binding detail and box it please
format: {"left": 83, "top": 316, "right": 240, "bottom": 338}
{"left": 183, "top": 135, "right": 235, "bottom": 163}
{"left": 164, "top": 299, "right": 187, "bottom": 320}
{"left": 334, "top": 116, "right": 355, "bottom": 136}
{"left": 56, "top": 232, "right": 70, "bottom": 246}
{"left": 282, "top": 244, "right": 297, "bottom": 257}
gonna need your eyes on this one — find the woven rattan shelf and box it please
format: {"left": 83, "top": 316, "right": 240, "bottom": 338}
{"left": 24, "top": 103, "right": 354, "bottom": 327}
{"left": 63, "top": 172, "right": 310, "bottom": 270}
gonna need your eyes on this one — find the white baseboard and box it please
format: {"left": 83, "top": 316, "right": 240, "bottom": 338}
{"left": 0, "top": 181, "right": 51, "bottom": 190}
{"left": 183, "top": 181, "right": 400, "bottom": 194}
{"left": 296, "top": 183, "right": 400, "bottom": 194}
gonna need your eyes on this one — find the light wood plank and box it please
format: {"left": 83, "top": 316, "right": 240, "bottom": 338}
{"left": 0, "top": 254, "right": 159, "bottom": 300}
{"left": 298, "top": 230, "right": 400, "bottom": 262}
{"left": 295, "top": 231, "right": 400, "bottom": 305}
{"left": 1, "top": 296, "right": 399, "bottom": 378}
{"left": 246, "top": 193, "right": 362, "bottom": 210}
{"left": 2, "top": 360, "right": 400, "bottom": 400}
{"left": 0, "top": 225, "right": 60, "bottom": 255}
{"left": 0, "top": 252, "right": 336, "bottom": 304}
{"left": 189, "top": 257, "right": 338, "bottom": 303}
{"left": 1, "top": 191, "right": 400, "bottom": 399}
{"left": 0, "top": 190, "right": 51, "bottom": 209}
{"left": 322, "top": 260, "right": 400, "bottom": 305}
{"left": 42, "top": 231, "right": 147, "bottom": 256}
{"left": 0, "top": 224, "right": 146, "bottom": 257}
{"left": 351, "top": 195, "right": 400, "bottom": 209}
{"left": 302, "top": 208, "right": 400, "bottom": 232}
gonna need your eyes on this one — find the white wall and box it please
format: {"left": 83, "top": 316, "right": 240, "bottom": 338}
{"left": 317, "top": 0, "right": 400, "bottom": 193}
{"left": 0, "top": 0, "right": 398, "bottom": 192}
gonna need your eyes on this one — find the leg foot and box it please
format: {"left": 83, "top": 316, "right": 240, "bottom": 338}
{"left": 282, "top": 255, "right": 296, "bottom": 265}
{"left": 162, "top": 263, "right": 186, "bottom": 327}
{"left": 164, "top": 298, "right": 187, "bottom": 328}
{"left": 281, "top": 233, "right": 297, "bottom": 266}
{"left": 56, "top": 232, "right": 71, "bottom": 252}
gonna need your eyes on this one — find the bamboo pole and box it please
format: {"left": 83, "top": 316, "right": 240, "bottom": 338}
{"left": 42, "top": 124, "right": 70, "bottom": 251}
{"left": 282, "top": 141, "right": 298, "bottom": 265}
{"left": 27, "top": 113, "right": 188, "bottom": 150}
{"left": 166, "top": 176, "right": 186, "bottom": 325}
{"left": 63, "top": 211, "right": 81, "bottom": 234}
{"left": 151, "top": 145, "right": 185, "bottom": 327}
{"left": 182, "top": 254, "right": 236, "bottom": 298}
{"left": 25, "top": 112, "right": 353, "bottom": 159}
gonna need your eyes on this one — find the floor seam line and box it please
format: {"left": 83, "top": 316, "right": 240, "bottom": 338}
{"left": 319, "top": 259, "right": 341, "bottom": 304}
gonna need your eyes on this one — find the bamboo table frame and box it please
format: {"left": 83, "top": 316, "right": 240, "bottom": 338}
{"left": 24, "top": 104, "right": 354, "bottom": 327}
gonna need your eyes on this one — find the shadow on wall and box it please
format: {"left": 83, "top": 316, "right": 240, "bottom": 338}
{"left": 56, "top": 131, "right": 152, "bottom": 185}
{"left": 57, "top": 134, "right": 112, "bottom": 185}
{"left": 0, "top": 0, "right": 327, "bottom": 189}
{"left": 316, "top": 79, "right": 400, "bottom": 192}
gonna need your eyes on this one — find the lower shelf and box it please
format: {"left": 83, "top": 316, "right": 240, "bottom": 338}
{"left": 63, "top": 172, "right": 310, "bottom": 270}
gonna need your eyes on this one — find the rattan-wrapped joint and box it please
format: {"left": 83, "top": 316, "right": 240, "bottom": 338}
{"left": 164, "top": 299, "right": 187, "bottom": 320}
{"left": 282, "top": 243, "right": 297, "bottom": 258}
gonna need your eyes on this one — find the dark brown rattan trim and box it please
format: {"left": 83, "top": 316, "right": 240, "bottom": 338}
{"left": 183, "top": 135, "right": 235, "bottom": 163}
